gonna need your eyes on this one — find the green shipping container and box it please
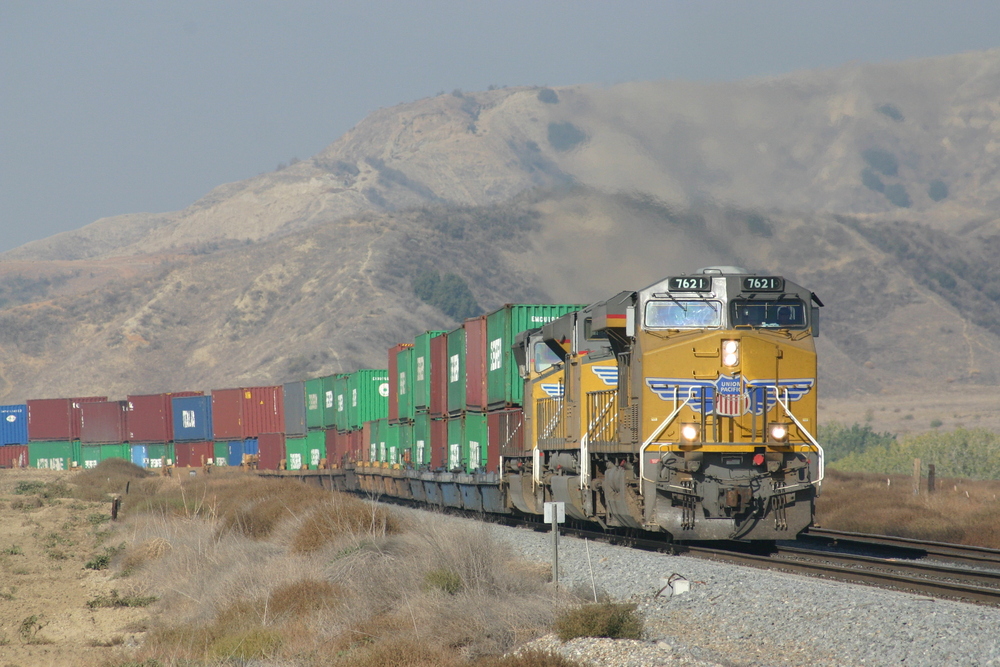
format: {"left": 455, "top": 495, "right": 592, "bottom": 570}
{"left": 393, "top": 346, "right": 415, "bottom": 422}
{"left": 348, "top": 370, "right": 389, "bottom": 431}
{"left": 370, "top": 418, "right": 387, "bottom": 462}
{"left": 447, "top": 417, "right": 464, "bottom": 471}
{"left": 334, "top": 374, "right": 350, "bottom": 431}
{"left": 304, "top": 378, "right": 326, "bottom": 429}
{"left": 464, "top": 412, "right": 487, "bottom": 473}
{"left": 446, "top": 327, "right": 466, "bottom": 415}
{"left": 412, "top": 413, "right": 431, "bottom": 466}
{"left": 386, "top": 422, "right": 403, "bottom": 465}
{"left": 396, "top": 421, "right": 412, "bottom": 466}
{"left": 81, "top": 443, "right": 129, "bottom": 469}
{"left": 413, "top": 331, "right": 447, "bottom": 412}
{"left": 321, "top": 375, "right": 338, "bottom": 429}
{"left": 213, "top": 441, "right": 230, "bottom": 467}
{"left": 285, "top": 436, "right": 307, "bottom": 470}
{"left": 486, "top": 304, "right": 586, "bottom": 410}
{"left": 306, "top": 430, "right": 324, "bottom": 469}
{"left": 145, "top": 443, "right": 174, "bottom": 469}
{"left": 367, "top": 419, "right": 382, "bottom": 463}
{"left": 29, "top": 440, "right": 77, "bottom": 470}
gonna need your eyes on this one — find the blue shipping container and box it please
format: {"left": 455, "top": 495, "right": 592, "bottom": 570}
{"left": 227, "top": 438, "right": 258, "bottom": 467}
{"left": 130, "top": 444, "right": 148, "bottom": 468}
{"left": 172, "top": 396, "right": 213, "bottom": 442}
{"left": 0, "top": 404, "right": 29, "bottom": 446}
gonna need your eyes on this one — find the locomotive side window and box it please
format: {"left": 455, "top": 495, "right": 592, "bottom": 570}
{"left": 731, "top": 299, "right": 807, "bottom": 329}
{"left": 583, "top": 317, "right": 608, "bottom": 340}
{"left": 534, "top": 341, "right": 563, "bottom": 372}
{"left": 644, "top": 301, "right": 722, "bottom": 329}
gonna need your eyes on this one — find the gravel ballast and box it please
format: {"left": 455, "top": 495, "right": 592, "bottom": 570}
{"left": 402, "top": 508, "right": 1000, "bottom": 666}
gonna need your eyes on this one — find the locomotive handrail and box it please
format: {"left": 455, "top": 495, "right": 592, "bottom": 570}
{"left": 638, "top": 396, "right": 693, "bottom": 493}
{"left": 774, "top": 386, "right": 825, "bottom": 486}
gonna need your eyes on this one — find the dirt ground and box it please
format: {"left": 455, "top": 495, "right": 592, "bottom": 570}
{"left": 0, "top": 469, "right": 148, "bottom": 667}
{"left": 820, "top": 386, "right": 1000, "bottom": 436}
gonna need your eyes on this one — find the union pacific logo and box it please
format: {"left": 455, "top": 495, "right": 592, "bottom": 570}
{"left": 591, "top": 366, "right": 618, "bottom": 386}
{"left": 540, "top": 383, "right": 565, "bottom": 398}
{"left": 645, "top": 376, "right": 813, "bottom": 415}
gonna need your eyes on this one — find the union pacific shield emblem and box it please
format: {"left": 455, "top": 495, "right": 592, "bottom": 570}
{"left": 714, "top": 376, "right": 743, "bottom": 417}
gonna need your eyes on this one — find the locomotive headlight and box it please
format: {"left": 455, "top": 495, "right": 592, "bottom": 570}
{"left": 680, "top": 423, "right": 700, "bottom": 442}
{"left": 722, "top": 340, "right": 739, "bottom": 367}
{"left": 769, "top": 423, "right": 789, "bottom": 442}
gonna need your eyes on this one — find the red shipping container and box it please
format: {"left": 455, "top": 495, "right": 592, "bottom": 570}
{"left": 430, "top": 418, "right": 447, "bottom": 470}
{"left": 488, "top": 408, "right": 524, "bottom": 472}
{"left": 242, "top": 386, "right": 284, "bottom": 438}
{"left": 465, "top": 315, "right": 488, "bottom": 412}
{"left": 429, "top": 334, "right": 449, "bottom": 418}
{"left": 211, "top": 388, "right": 243, "bottom": 440}
{"left": 175, "top": 441, "right": 213, "bottom": 467}
{"left": 387, "top": 343, "right": 412, "bottom": 423}
{"left": 325, "top": 429, "right": 340, "bottom": 466}
{"left": 80, "top": 401, "right": 128, "bottom": 444}
{"left": 127, "top": 392, "right": 202, "bottom": 443}
{"left": 349, "top": 430, "right": 363, "bottom": 462}
{"left": 360, "top": 423, "right": 372, "bottom": 462}
{"left": 0, "top": 444, "right": 28, "bottom": 468}
{"left": 28, "top": 396, "right": 107, "bottom": 442}
{"left": 258, "top": 432, "right": 285, "bottom": 471}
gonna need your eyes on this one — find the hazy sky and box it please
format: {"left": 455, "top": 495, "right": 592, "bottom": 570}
{"left": 2, "top": 1, "right": 998, "bottom": 254}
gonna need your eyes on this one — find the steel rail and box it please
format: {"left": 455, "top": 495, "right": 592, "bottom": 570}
{"left": 804, "top": 527, "right": 1000, "bottom": 569}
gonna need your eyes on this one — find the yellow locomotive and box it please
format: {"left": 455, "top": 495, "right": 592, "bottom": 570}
{"left": 508, "top": 267, "right": 824, "bottom": 541}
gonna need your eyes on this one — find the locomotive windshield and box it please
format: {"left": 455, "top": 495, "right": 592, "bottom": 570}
{"left": 533, "top": 341, "right": 563, "bottom": 372}
{"left": 731, "top": 299, "right": 807, "bottom": 329}
{"left": 645, "top": 301, "right": 722, "bottom": 329}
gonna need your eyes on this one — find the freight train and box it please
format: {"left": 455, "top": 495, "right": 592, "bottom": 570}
{"left": 0, "top": 267, "right": 825, "bottom": 541}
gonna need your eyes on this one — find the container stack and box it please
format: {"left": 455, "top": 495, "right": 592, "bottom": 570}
{"left": 210, "top": 386, "right": 282, "bottom": 468}
{"left": 126, "top": 392, "right": 201, "bottom": 470}
{"left": 23, "top": 397, "right": 105, "bottom": 470}
{"left": 0, "top": 404, "right": 30, "bottom": 468}
{"left": 387, "top": 343, "right": 414, "bottom": 467}
{"left": 280, "top": 377, "right": 323, "bottom": 471}
{"left": 172, "top": 394, "right": 213, "bottom": 468}
{"left": 411, "top": 331, "right": 446, "bottom": 470}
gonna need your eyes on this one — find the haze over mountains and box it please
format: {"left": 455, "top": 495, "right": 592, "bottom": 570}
{"left": 2, "top": 50, "right": 1000, "bottom": 427}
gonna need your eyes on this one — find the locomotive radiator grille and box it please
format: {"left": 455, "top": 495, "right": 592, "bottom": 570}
{"left": 536, "top": 396, "right": 565, "bottom": 447}
{"left": 586, "top": 389, "right": 618, "bottom": 452}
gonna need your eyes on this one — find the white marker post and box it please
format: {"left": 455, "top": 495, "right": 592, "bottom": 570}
{"left": 544, "top": 501, "right": 566, "bottom": 587}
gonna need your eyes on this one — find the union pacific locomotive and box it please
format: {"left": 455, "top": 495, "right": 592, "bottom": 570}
{"left": 348, "top": 266, "right": 825, "bottom": 541}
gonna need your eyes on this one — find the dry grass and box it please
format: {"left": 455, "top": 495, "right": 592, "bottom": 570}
{"left": 817, "top": 468, "right": 1000, "bottom": 547}
{"left": 553, "top": 602, "right": 643, "bottom": 641}
{"left": 71, "top": 458, "right": 150, "bottom": 501}
{"left": 112, "top": 477, "right": 565, "bottom": 666}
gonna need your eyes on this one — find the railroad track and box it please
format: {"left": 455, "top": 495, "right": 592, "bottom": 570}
{"left": 542, "top": 522, "right": 1000, "bottom": 606}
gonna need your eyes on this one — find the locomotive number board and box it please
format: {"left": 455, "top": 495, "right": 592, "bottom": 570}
{"left": 667, "top": 276, "right": 712, "bottom": 292}
{"left": 742, "top": 276, "right": 784, "bottom": 292}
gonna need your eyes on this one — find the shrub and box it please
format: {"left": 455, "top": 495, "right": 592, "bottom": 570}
{"left": 208, "top": 629, "right": 282, "bottom": 662}
{"left": 537, "top": 88, "right": 559, "bottom": 104}
{"left": 884, "top": 183, "right": 911, "bottom": 207}
{"left": 87, "top": 590, "right": 159, "bottom": 609}
{"left": 554, "top": 602, "right": 643, "bottom": 641}
{"left": 14, "top": 481, "right": 45, "bottom": 495}
{"left": 411, "top": 269, "right": 482, "bottom": 321}
{"left": 267, "top": 579, "right": 341, "bottom": 618}
{"left": 547, "top": 122, "right": 586, "bottom": 151}
{"left": 818, "top": 422, "right": 896, "bottom": 463}
{"left": 425, "top": 568, "right": 463, "bottom": 595}
{"left": 292, "top": 495, "right": 400, "bottom": 553}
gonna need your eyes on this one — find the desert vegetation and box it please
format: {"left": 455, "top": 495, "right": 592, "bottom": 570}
{"left": 0, "top": 461, "right": 646, "bottom": 666}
